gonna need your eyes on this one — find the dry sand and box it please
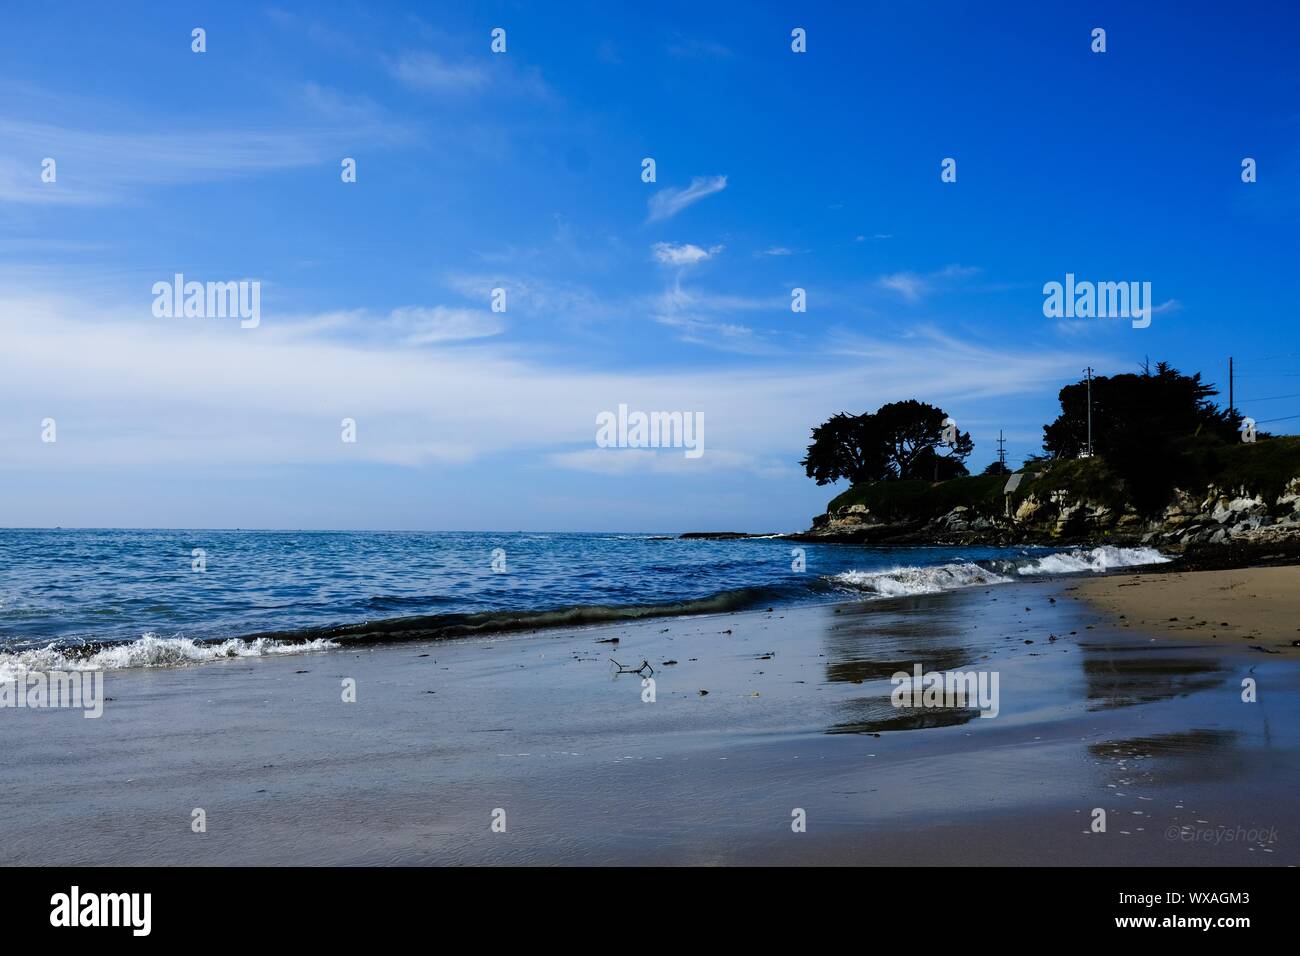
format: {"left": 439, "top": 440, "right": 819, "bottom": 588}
{"left": 1077, "top": 565, "right": 1300, "bottom": 657}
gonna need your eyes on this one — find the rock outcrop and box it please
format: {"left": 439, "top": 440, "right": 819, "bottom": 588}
{"left": 797, "top": 476, "right": 1300, "bottom": 550}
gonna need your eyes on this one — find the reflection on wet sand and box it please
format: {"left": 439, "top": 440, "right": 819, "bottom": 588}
{"left": 1079, "top": 642, "right": 1227, "bottom": 710}
{"left": 828, "top": 697, "right": 981, "bottom": 734}
{"left": 1089, "top": 729, "right": 1245, "bottom": 787}
{"left": 822, "top": 594, "right": 990, "bottom": 734}
{"left": 1089, "top": 728, "right": 1239, "bottom": 760}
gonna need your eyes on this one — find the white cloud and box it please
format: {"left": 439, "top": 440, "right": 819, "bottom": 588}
{"left": 877, "top": 272, "right": 928, "bottom": 302}
{"left": 647, "top": 175, "right": 727, "bottom": 222}
{"left": 0, "top": 289, "right": 1102, "bottom": 476}
{"left": 652, "top": 242, "right": 722, "bottom": 266}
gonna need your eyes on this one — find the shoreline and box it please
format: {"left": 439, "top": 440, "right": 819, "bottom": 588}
{"left": 4, "top": 578, "right": 1295, "bottom": 866}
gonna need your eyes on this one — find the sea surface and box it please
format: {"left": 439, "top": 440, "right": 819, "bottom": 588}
{"left": 0, "top": 529, "right": 1168, "bottom": 672}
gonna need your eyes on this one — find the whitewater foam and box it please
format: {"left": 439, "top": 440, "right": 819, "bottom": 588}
{"left": 831, "top": 562, "right": 1012, "bottom": 598}
{"left": 1014, "top": 546, "right": 1170, "bottom": 576}
{"left": 0, "top": 633, "right": 338, "bottom": 679}
{"left": 829, "top": 545, "right": 1170, "bottom": 600}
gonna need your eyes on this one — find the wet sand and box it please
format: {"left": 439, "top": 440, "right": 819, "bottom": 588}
{"left": 3, "top": 579, "right": 1297, "bottom": 865}
{"left": 1077, "top": 565, "right": 1300, "bottom": 657}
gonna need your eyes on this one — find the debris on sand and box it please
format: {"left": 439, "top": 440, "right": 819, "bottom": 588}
{"left": 611, "top": 658, "right": 653, "bottom": 676}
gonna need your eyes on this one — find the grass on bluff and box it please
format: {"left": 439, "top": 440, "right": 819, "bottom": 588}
{"left": 827, "top": 474, "right": 1006, "bottom": 520}
{"left": 1017, "top": 456, "right": 1128, "bottom": 511}
{"left": 1200, "top": 434, "right": 1300, "bottom": 501}
{"left": 824, "top": 436, "right": 1300, "bottom": 520}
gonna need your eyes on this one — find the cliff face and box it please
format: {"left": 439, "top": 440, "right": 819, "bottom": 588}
{"left": 798, "top": 476, "right": 1300, "bottom": 550}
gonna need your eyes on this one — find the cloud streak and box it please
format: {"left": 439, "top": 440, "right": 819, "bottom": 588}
{"left": 0, "top": 291, "right": 1095, "bottom": 475}
{"left": 646, "top": 175, "right": 727, "bottom": 222}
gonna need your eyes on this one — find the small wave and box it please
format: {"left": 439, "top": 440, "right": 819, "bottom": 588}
{"left": 0, "top": 633, "right": 338, "bottom": 678}
{"left": 830, "top": 562, "right": 1012, "bottom": 598}
{"left": 1015, "top": 546, "right": 1170, "bottom": 576}
{"left": 241, "top": 586, "right": 802, "bottom": 647}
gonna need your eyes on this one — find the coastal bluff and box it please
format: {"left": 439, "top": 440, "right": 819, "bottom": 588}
{"left": 793, "top": 438, "right": 1300, "bottom": 553}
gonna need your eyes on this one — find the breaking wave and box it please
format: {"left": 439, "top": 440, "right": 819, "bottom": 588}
{"left": 0, "top": 634, "right": 338, "bottom": 680}
{"left": 830, "top": 545, "right": 1170, "bottom": 599}
{"left": 831, "top": 563, "right": 1012, "bottom": 597}
{"left": 1013, "top": 546, "right": 1171, "bottom": 576}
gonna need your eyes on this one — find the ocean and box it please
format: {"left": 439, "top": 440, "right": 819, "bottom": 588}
{"left": 0, "top": 529, "right": 1168, "bottom": 674}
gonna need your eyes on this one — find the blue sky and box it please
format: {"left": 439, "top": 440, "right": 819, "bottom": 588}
{"left": 2, "top": 1, "right": 1297, "bottom": 531}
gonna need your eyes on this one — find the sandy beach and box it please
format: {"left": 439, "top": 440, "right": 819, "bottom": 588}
{"left": 4, "top": 575, "right": 1296, "bottom": 866}
{"left": 1077, "top": 565, "right": 1300, "bottom": 657}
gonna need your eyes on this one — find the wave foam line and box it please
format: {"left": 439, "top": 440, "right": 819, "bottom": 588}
{"left": 830, "top": 562, "right": 1012, "bottom": 597}
{"left": 1014, "top": 546, "right": 1170, "bottom": 576}
{"left": 0, "top": 633, "right": 338, "bottom": 679}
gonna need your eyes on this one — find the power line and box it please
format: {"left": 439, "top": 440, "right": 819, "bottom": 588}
{"left": 1237, "top": 391, "right": 1300, "bottom": 403}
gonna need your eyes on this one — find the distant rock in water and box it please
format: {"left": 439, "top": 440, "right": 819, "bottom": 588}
{"left": 679, "top": 531, "right": 773, "bottom": 540}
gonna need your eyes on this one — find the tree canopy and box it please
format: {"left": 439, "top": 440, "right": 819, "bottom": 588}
{"left": 1043, "top": 362, "right": 1237, "bottom": 459}
{"left": 1042, "top": 361, "right": 1242, "bottom": 510}
{"left": 801, "top": 400, "right": 973, "bottom": 485}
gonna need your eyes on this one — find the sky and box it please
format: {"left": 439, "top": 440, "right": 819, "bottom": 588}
{"left": 1, "top": 0, "right": 1298, "bottom": 531}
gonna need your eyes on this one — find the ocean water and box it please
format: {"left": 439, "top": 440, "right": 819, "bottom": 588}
{"left": 0, "top": 529, "right": 1168, "bottom": 672}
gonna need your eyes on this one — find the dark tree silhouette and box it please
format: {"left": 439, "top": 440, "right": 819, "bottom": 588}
{"left": 801, "top": 400, "right": 973, "bottom": 485}
{"left": 1042, "top": 362, "right": 1242, "bottom": 511}
{"left": 1043, "top": 362, "right": 1237, "bottom": 459}
{"left": 982, "top": 460, "right": 1012, "bottom": 476}
{"left": 800, "top": 412, "right": 889, "bottom": 485}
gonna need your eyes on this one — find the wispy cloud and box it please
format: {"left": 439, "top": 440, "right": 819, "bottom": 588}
{"left": 385, "top": 306, "right": 504, "bottom": 344}
{"left": 441, "top": 272, "right": 610, "bottom": 325}
{"left": 876, "top": 272, "right": 928, "bottom": 302}
{"left": 387, "top": 51, "right": 489, "bottom": 92}
{"left": 0, "top": 111, "right": 404, "bottom": 205}
{"left": 387, "top": 50, "right": 556, "bottom": 102}
{"left": 666, "top": 35, "right": 734, "bottom": 60}
{"left": 0, "top": 287, "right": 1093, "bottom": 476}
{"left": 647, "top": 175, "right": 727, "bottom": 222}
{"left": 876, "top": 264, "right": 980, "bottom": 303}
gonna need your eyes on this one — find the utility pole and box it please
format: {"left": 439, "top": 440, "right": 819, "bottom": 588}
{"left": 1083, "top": 367, "right": 1094, "bottom": 457}
{"left": 1229, "top": 356, "right": 1234, "bottom": 416}
{"left": 997, "top": 430, "right": 1007, "bottom": 471}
